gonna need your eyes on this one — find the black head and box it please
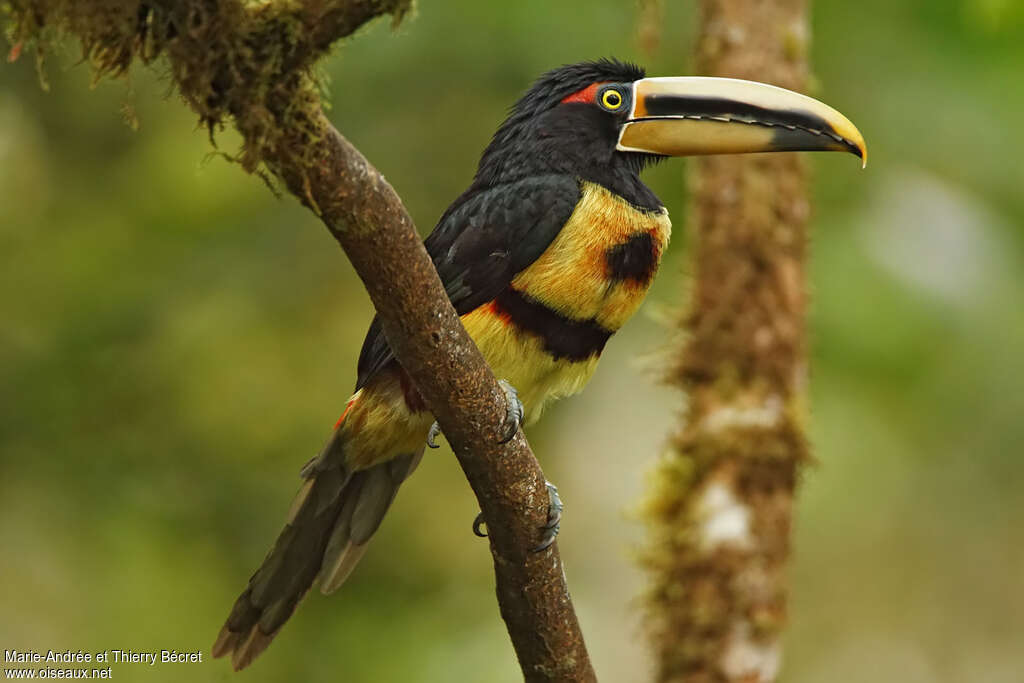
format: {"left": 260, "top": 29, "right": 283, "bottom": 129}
{"left": 466, "top": 59, "right": 868, "bottom": 208}
{"left": 472, "top": 59, "right": 658, "bottom": 203}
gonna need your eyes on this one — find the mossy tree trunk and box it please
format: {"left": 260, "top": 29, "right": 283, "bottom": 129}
{"left": 643, "top": 1, "right": 812, "bottom": 681}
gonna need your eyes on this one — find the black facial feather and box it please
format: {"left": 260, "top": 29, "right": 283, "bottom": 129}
{"left": 482, "top": 58, "right": 645, "bottom": 160}
{"left": 470, "top": 59, "right": 661, "bottom": 210}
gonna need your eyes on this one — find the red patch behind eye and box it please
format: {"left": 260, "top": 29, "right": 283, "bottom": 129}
{"left": 561, "top": 82, "right": 604, "bottom": 105}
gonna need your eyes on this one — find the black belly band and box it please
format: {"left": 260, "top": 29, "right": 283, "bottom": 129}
{"left": 494, "top": 289, "right": 613, "bottom": 362}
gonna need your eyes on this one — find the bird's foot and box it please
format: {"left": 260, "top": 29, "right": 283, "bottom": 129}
{"left": 532, "top": 481, "right": 563, "bottom": 552}
{"left": 472, "top": 512, "right": 488, "bottom": 538}
{"left": 425, "top": 379, "right": 520, "bottom": 449}
{"left": 471, "top": 480, "right": 563, "bottom": 553}
{"left": 426, "top": 421, "right": 442, "bottom": 449}
{"left": 497, "top": 379, "right": 524, "bottom": 444}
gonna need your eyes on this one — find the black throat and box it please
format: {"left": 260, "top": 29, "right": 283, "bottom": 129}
{"left": 469, "top": 60, "right": 664, "bottom": 212}
{"left": 472, "top": 104, "right": 663, "bottom": 212}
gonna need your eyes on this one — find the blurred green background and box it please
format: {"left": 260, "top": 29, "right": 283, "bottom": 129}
{"left": 2, "top": 1, "right": 1022, "bottom": 681}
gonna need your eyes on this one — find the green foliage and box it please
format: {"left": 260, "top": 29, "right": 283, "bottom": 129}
{"left": 1, "top": 0, "right": 1022, "bottom": 681}
{"left": 2, "top": 0, "right": 410, "bottom": 173}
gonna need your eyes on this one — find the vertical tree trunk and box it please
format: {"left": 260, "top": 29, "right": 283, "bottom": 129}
{"left": 643, "top": 1, "right": 811, "bottom": 681}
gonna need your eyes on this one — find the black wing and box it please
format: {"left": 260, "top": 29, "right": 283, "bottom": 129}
{"left": 355, "top": 174, "right": 581, "bottom": 389}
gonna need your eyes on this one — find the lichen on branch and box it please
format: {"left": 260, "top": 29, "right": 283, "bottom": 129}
{"left": 2, "top": 0, "right": 411, "bottom": 171}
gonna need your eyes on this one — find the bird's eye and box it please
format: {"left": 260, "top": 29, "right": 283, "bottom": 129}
{"left": 600, "top": 88, "right": 624, "bottom": 111}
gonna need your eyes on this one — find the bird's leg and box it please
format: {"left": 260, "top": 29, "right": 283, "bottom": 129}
{"left": 472, "top": 512, "right": 488, "bottom": 538}
{"left": 426, "top": 421, "right": 442, "bottom": 449}
{"left": 426, "top": 379, "right": 521, "bottom": 450}
{"left": 460, "top": 378, "right": 533, "bottom": 543}
{"left": 470, "top": 379, "right": 524, "bottom": 538}
{"left": 531, "top": 481, "right": 563, "bottom": 552}
{"left": 471, "top": 481, "right": 564, "bottom": 553}
{"left": 497, "top": 379, "right": 524, "bottom": 444}
{"left": 472, "top": 381, "right": 563, "bottom": 550}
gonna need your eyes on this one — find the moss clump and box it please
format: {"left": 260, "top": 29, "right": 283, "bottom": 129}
{"left": 2, "top": 0, "right": 411, "bottom": 173}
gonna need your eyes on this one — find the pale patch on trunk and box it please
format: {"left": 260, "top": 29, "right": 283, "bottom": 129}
{"left": 697, "top": 479, "right": 753, "bottom": 551}
{"left": 700, "top": 395, "right": 783, "bottom": 434}
{"left": 720, "top": 621, "right": 781, "bottom": 682}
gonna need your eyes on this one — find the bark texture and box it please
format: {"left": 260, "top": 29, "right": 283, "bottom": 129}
{"left": 3, "top": 2, "right": 595, "bottom": 680}
{"left": 643, "top": 1, "right": 812, "bottom": 682}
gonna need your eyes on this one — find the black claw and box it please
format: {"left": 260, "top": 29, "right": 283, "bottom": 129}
{"left": 472, "top": 482, "right": 562, "bottom": 551}
{"left": 497, "top": 379, "right": 525, "bottom": 444}
{"left": 531, "top": 481, "right": 563, "bottom": 553}
{"left": 426, "top": 421, "right": 441, "bottom": 449}
{"left": 531, "top": 532, "right": 557, "bottom": 553}
{"left": 542, "top": 508, "right": 562, "bottom": 531}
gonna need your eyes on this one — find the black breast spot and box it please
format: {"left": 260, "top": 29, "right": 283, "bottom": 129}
{"left": 605, "top": 232, "right": 658, "bottom": 285}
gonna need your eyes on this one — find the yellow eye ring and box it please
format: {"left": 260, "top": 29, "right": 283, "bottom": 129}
{"left": 601, "top": 89, "right": 623, "bottom": 110}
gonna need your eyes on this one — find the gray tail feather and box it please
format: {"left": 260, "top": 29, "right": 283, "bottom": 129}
{"left": 211, "top": 430, "right": 423, "bottom": 671}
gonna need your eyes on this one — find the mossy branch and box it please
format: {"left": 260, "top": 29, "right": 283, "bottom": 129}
{"left": 2, "top": 1, "right": 595, "bottom": 680}
{"left": 4, "top": 0, "right": 409, "bottom": 170}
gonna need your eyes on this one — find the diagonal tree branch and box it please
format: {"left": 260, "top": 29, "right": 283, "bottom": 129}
{"left": 270, "top": 109, "right": 597, "bottom": 683}
{"left": 2, "top": 1, "right": 595, "bottom": 680}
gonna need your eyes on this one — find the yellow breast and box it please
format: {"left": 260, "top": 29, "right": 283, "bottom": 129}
{"left": 460, "top": 181, "right": 671, "bottom": 422}
{"left": 510, "top": 181, "right": 671, "bottom": 330}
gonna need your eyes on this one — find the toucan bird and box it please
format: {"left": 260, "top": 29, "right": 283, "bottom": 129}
{"left": 212, "top": 59, "right": 865, "bottom": 670}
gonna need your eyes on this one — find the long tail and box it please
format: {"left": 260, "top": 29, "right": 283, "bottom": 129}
{"left": 211, "top": 427, "right": 423, "bottom": 670}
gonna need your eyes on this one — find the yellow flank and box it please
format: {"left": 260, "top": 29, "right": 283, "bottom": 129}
{"left": 461, "top": 306, "right": 600, "bottom": 424}
{"left": 510, "top": 181, "right": 671, "bottom": 330}
{"left": 341, "top": 380, "right": 434, "bottom": 470}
